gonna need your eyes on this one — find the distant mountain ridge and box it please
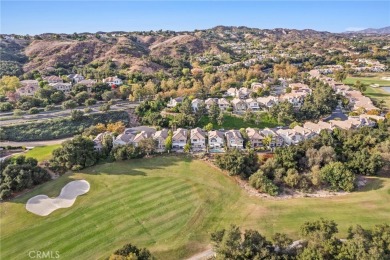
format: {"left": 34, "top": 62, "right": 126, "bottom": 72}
{"left": 345, "top": 26, "right": 390, "bottom": 35}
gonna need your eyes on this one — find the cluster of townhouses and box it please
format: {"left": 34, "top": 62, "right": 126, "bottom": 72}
{"left": 309, "top": 70, "right": 379, "bottom": 111}
{"left": 93, "top": 111, "right": 383, "bottom": 153}
{"left": 314, "top": 59, "right": 386, "bottom": 74}
{"left": 167, "top": 82, "right": 312, "bottom": 113}
{"left": 15, "top": 75, "right": 123, "bottom": 99}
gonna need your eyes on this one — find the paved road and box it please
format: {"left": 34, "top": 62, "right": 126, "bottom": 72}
{"left": 185, "top": 249, "right": 215, "bottom": 260}
{"left": 324, "top": 105, "right": 348, "bottom": 121}
{"left": 0, "top": 137, "right": 71, "bottom": 147}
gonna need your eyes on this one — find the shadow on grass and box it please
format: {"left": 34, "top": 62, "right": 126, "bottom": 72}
{"left": 356, "top": 177, "right": 385, "bottom": 193}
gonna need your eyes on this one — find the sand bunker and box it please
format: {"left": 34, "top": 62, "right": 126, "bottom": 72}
{"left": 26, "top": 180, "right": 90, "bottom": 216}
{"left": 381, "top": 77, "right": 390, "bottom": 81}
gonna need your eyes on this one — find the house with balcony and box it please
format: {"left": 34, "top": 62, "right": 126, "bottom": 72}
{"left": 217, "top": 98, "right": 230, "bottom": 111}
{"left": 132, "top": 129, "right": 156, "bottom": 147}
{"left": 113, "top": 132, "right": 136, "bottom": 147}
{"left": 245, "top": 98, "right": 260, "bottom": 110}
{"left": 172, "top": 128, "right": 188, "bottom": 149}
{"left": 225, "top": 130, "right": 244, "bottom": 149}
{"left": 231, "top": 98, "right": 247, "bottom": 112}
{"left": 190, "top": 127, "right": 207, "bottom": 151}
{"left": 260, "top": 128, "right": 284, "bottom": 148}
{"left": 293, "top": 125, "right": 317, "bottom": 140}
{"left": 257, "top": 96, "right": 279, "bottom": 110}
{"left": 276, "top": 129, "right": 303, "bottom": 146}
{"left": 153, "top": 129, "right": 169, "bottom": 151}
{"left": 246, "top": 128, "right": 264, "bottom": 148}
{"left": 208, "top": 130, "right": 225, "bottom": 151}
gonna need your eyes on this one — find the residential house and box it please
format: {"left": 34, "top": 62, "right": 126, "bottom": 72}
{"left": 67, "top": 74, "right": 85, "bottom": 83}
{"left": 276, "top": 129, "right": 303, "bottom": 145}
{"left": 94, "top": 132, "right": 113, "bottom": 151}
{"left": 20, "top": 80, "right": 39, "bottom": 88}
{"left": 190, "top": 127, "right": 207, "bottom": 151}
{"left": 225, "top": 130, "right": 244, "bottom": 149}
{"left": 217, "top": 98, "right": 230, "bottom": 111}
{"left": 251, "top": 82, "right": 265, "bottom": 92}
{"left": 133, "top": 130, "right": 156, "bottom": 147}
{"left": 289, "top": 83, "right": 311, "bottom": 94}
{"left": 167, "top": 97, "right": 183, "bottom": 107}
{"left": 191, "top": 98, "right": 204, "bottom": 112}
{"left": 208, "top": 130, "right": 225, "bottom": 150}
{"left": 78, "top": 79, "right": 97, "bottom": 93}
{"left": 43, "top": 76, "right": 63, "bottom": 84}
{"left": 226, "top": 88, "right": 238, "bottom": 97}
{"left": 293, "top": 125, "right": 317, "bottom": 140}
{"left": 103, "top": 76, "right": 123, "bottom": 86}
{"left": 245, "top": 98, "right": 260, "bottom": 110}
{"left": 237, "top": 87, "right": 251, "bottom": 99}
{"left": 113, "top": 133, "right": 136, "bottom": 147}
{"left": 246, "top": 128, "right": 264, "bottom": 148}
{"left": 49, "top": 82, "right": 72, "bottom": 94}
{"left": 257, "top": 96, "right": 278, "bottom": 109}
{"left": 260, "top": 128, "right": 284, "bottom": 148}
{"left": 329, "top": 118, "right": 363, "bottom": 131}
{"left": 279, "top": 92, "right": 306, "bottom": 108}
{"left": 16, "top": 84, "right": 39, "bottom": 97}
{"left": 303, "top": 121, "right": 333, "bottom": 134}
{"left": 153, "top": 129, "right": 169, "bottom": 151}
{"left": 172, "top": 128, "right": 188, "bottom": 149}
{"left": 205, "top": 98, "right": 217, "bottom": 110}
{"left": 231, "top": 98, "right": 247, "bottom": 112}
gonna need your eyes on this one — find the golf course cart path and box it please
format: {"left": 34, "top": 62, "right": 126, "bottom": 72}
{"left": 26, "top": 180, "right": 90, "bottom": 216}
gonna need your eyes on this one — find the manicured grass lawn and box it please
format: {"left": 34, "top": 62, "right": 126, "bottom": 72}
{"left": 197, "top": 112, "right": 281, "bottom": 129}
{"left": 344, "top": 75, "right": 390, "bottom": 109}
{"left": 344, "top": 75, "right": 390, "bottom": 87}
{"left": 24, "top": 144, "right": 61, "bottom": 162}
{"left": 1, "top": 157, "right": 390, "bottom": 259}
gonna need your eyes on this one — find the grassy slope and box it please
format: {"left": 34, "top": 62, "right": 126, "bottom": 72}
{"left": 197, "top": 113, "right": 280, "bottom": 129}
{"left": 344, "top": 75, "right": 390, "bottom": 108}
{"left": 1, "top": 157, "right": 390, "bottom": 260}
{"left": 24, "top": 145, "right": 61, "bottom": 162}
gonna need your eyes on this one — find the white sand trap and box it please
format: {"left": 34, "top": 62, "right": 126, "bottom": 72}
{"left": 26, "top": 180, "right": 90, "bottom": 216}
{"left": 381, "top": 77, "right": 390, "bottom": 81}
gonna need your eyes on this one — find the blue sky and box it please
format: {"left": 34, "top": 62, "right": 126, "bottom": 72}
{"left": 1, "top": 1, "right": 389, "bottom": 34}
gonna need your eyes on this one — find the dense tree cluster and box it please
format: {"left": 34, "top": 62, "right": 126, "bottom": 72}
{"left": 0, "top": 156, "right": 50, "bottom": 199}
{"left": 109, "top": 243, "right": 154, "bottom": 260}
{"left": 249, "top": 122, "right": 389, "bottom": 195}
{"left": 50, "top": 136, "right": 99, "bottom": 171}
{"left": 211, "top": 219, "right": 390, "bottom": 260}
{"left": 215, "top": 149, "right": 259, "bottom": 179}
{"left": 49, "top": 125, "right": 159, "bottom": 172}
